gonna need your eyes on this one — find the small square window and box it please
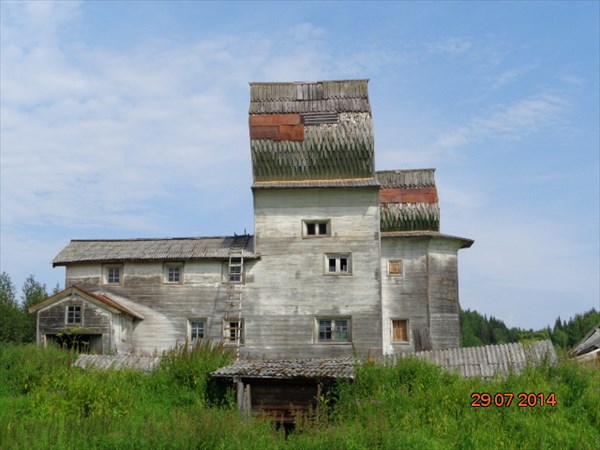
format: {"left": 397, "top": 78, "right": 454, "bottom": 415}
{"left": 104, "top": 265, "right": 123, "bottom": 285}
{"left": 189, "top": 320, "right": 206, "bottom": 341}
{"left": 164, "top": 263, "right": 183, "bottom": 283}
{"left": 318, "top": 318, "right": 351, "bottom": 342}
{"left": 388, "top": 260, "right": 403, "bottom": 276}
{"left": 303, "top": 220, "right": 330, "bottom": 238}
{"left": 325, "top": 254, "right": 352, "bottom": 274}
{"left": 392, "top": 319, "right": 409, "bottom": 343}
{"left": 223, "top": 320, "right": 243, "bottom": 345}
{"left": 66, "top": 305, "right": 81, "bottom": 325}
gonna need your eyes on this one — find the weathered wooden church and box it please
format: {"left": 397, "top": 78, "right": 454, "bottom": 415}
{"left": 30, "top": 80, "right": 473, "bottom": 358}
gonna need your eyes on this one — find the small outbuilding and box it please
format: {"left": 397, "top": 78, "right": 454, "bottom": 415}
{"left": 568, "top": 322, "right": 600, "bottom": 363}
{"left": 28, "top": 286, "right": 143, "bottom": 354}
{"left": 212, "top": 358, "right": 355, "bottom": 424}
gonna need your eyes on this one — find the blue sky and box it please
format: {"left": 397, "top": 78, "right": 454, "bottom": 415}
{"left": 1, "top": 1, "right": 598, "bottom": 329}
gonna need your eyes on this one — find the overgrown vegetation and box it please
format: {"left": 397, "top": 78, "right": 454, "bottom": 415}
{"left": 1, "top": 343, "right": 598, "bottom": 449}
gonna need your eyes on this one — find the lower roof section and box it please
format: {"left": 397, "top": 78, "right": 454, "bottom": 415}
{"left": 53, "top": 235, "right": 256, "bottom": 266}
{"left": 252, "top": 177, "right": 379, "bottom": 189}
{"left": 212, "top": 357, "right": 356, "bottom": 380}
{"left": 381, "top": 231, "right": 474, "bottom": 249}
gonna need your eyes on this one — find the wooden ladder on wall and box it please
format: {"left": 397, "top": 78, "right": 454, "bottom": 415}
{"left": 224, "top": 246, "right": 244, "bottom": 359}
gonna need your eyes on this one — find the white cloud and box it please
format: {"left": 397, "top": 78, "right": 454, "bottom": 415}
{"left": 435, "top": 91, "right": 570, "bottom": 149}
{"left": 425, "top": 37, "right": 472, "bottom": 56}
{"left": 492, "top": 63, "right": 539, "bottom": 89}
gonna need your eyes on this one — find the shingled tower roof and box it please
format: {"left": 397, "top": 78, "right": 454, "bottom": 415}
{"left": 249, "top": 80, "right": 376, "bottom": 187}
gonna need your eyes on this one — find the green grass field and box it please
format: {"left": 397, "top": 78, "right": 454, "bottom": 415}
{"left": 1, "top": 343, "right": 598, "bottom": 449}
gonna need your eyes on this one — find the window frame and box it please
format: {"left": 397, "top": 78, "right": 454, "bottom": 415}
{"left": 324, "top": 253, "right": 352, "bottom": 275}
{"left": 302, "top": 219, "right": 331, "bottom": 238}
{"left": 387, "top": 259, "right": 403, "bottom": 277}
{"left": 316, "top": 317, "right": 352, "bottom": 343}
{"left": 391, "top": 319, "right": 410, "bottom": 344}
{"left": 223, "top": 319, "right": 244, "bottom": 345}
{"left": 164, "top": 262, "right": 184, "bottom": 284}
{"left": 65, "top": 305, "right": 82, "bottom": 325}
{"left": 188, "top": 318, "right": 207, "bottom": 342}
{"left": 103, "top": 264, "right": 123, "bottom": 285}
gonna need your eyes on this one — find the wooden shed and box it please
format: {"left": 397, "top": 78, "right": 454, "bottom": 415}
{"left": 212, "top": 358, "right": 355, "bottom": 424}
{"left": 28, "top": 286, "right": 143, "bottom": 354}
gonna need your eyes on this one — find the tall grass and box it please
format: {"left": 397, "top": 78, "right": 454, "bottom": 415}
{"left": 1, "top": 343, "right": 598, "bottom": 449}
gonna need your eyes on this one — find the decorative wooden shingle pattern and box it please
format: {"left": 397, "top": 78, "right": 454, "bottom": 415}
{"left": 251, "top": 112, "right": 374, "bottom": 181}
{"left": 53, "top": 235, "right": 255, "bottom": 266}
{"left": 212, "top": 357, "right": 356, "bottom": 380}
{"left": 376, "top": 169, "right": 441, "bottom": 232}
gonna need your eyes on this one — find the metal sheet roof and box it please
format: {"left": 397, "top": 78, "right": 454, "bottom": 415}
{"left": 74, "top": 354, "right": 161, "bottom": 372}
{"left": 212, "top": 357, "right": 356, "bottom": 380}
{"left": 404, "top": 340, "right": 557, "bottom": 378}
{"left": 53, "top": 235, "right": 255, "bottom": 266}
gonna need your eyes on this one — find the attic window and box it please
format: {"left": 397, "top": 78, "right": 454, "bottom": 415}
{"left": 66, "top": 305, "right": 82, "bottom": 325}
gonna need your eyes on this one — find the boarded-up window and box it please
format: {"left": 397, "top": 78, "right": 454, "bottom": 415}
{"left": 392, "top": 319, "right": 409, "bottom": 343}
{"left": 388, "top": 260, "right": 403, "bottom": 276}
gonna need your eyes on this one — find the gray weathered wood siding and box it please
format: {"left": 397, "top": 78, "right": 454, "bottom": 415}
{"left": 427, "top": 240, "right": 462, "bottom": 349}
{"left": 247, "top": 187, "right": 382, "bottom": 358}
{"left": 36, "top": 295, "right": 121, "bottom": 354}
{"left": 65, "top": 260, "right": 237, "bottom": 353}
{"left": 380, "top": 236, "right": 463, "bottom": 353}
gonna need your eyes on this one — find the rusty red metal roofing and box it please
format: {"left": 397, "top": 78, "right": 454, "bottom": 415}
{"left": 53, "top": 235, "right": 255, "bottom": 266}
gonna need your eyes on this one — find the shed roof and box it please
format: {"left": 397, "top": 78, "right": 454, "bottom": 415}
{"left": 74, "top": 354, "right": 160, "bottom": 371}
{"left": 568, "top": 322, "right": 600, "bottom": 357}
{"left": 403, "top": 340, "right": 557, "bottom": 378}
{"left": 212, "top": 357, "right": 356, "bottom": 380}
{"left": 381, "top": 231, "right": 474, "bottom": 248}
{"left": 53, "top": 235, "right": 255, "bottom": 266}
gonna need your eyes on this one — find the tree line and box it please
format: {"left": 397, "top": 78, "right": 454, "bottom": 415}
{"left": 1, "top": 271, "right": 598, "bottom": 351}
{"left": 460, "top": 307, "right": 599, "bottom": 351}
{"left": 0, "top": 272, "right": 60, "bottom": 344}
